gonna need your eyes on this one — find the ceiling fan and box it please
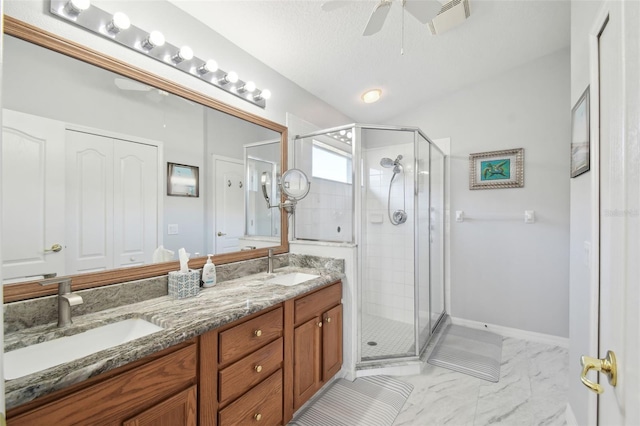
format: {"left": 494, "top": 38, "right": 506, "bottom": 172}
{"left": 322, "top": 0, "right": 471, "bottom": 38}
{"left": 322, "top": 0, "right": 441, "bottom": 36}
{"left": 114, "top": 78, "right": 195, "bottom": 106}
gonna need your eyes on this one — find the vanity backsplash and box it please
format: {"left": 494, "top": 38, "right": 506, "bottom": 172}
{"left": 3, "top": 253, "right": 343, "bottom": 333}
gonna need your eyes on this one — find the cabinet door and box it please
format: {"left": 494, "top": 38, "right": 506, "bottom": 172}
{"left": 322, "top": 304, "right": 343, "bottom": 381}
{"left": 123, "top": 385, "right": 197, "bottom": 426}
{"left": 293, "top": 316, "right": 321, "bottom": 410}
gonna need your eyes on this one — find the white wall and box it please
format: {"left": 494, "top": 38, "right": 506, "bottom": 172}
{"left": 569, "top": 1, "right": 604, "bottom": 424}
{"left": 388, "top": 49, "right": 571, "bottom": 338}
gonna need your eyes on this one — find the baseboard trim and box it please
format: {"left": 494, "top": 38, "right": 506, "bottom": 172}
{"left": 450, "top": 317, "right": 569, "bottom": 348}
{"left": 565, "top": 403, "right": 578, "bottom": 426}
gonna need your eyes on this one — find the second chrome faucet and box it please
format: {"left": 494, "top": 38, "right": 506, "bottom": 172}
{"left": 39, "top": 277, "right": 84, "bottom": 327}
{"left": 268, "top": 249, "right": 274, "bottom": 274}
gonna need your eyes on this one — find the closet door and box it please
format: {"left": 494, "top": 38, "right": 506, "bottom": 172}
{"left": 1, "top": 110, "right": 66, "bottom": 282}
{"left": 65, "top": 130, "right": 114, "bottom": 274}
{"left": 113, "top": 140, "right": 158, "bottom": 268}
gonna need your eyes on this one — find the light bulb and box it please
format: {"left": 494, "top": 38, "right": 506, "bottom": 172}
{"left": 339, "top": 130, "right": 346, "bottom": 136}
{"left": 226, "top": 71, "right": 239, "bottom": 83}
{"left": 66, "top": 0, "right": 90, "bottom": 15}
{"left": 220, "top": 71, "right": 238, "bottom": 85}
{"left": 172, "top": 46, "right": 194, "bottom": 63}
{"left": 198, "top": 59, "right": 218, "bottom": 74}
{"left": 255, "top": 89, "right": 271, "bottom": 101}
{"left": 361, "top": 89, "right": 382, "bottom": 104}
{"left": 239, "top": 81, "right": 256, "bottom": 93}
{"left": 106, "top": 12, "right": 130, "bottom": 34}
{"left": 141, "top": 31, "right": 165, "bottom": 50}
{"left": 347, "top": 132, "right": 353, "bottom": 138}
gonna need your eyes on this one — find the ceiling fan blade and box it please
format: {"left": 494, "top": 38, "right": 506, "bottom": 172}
{"left": 363, "top": 0, "right": 392, "bottom": 36}
{"left": 321, "top": 1, "right": 349, "bottom": 12}
{"left": 114, "top": 78, "right": 152, "bottom": 92}
{"left": 403, "top": 0, "right": 442, "bottom": 24}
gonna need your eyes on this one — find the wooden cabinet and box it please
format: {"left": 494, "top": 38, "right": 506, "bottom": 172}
{"left": 8, "top": 280, "right": 343, "bottom": 426}
{"left": 292, "top": 282, "right": 343, "bottom": 411}
{"left": 123, "top": 385, "right": 197, "bottom": 426}
{"left": 7, "top": 340, "right": 198, "bottom": 426}
{"left": 200, "top": 306, "right": 284, "bottom": 426}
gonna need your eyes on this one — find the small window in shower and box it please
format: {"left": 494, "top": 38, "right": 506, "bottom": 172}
{"left": 312, "top": 141, "right": 353, "bottom": 184}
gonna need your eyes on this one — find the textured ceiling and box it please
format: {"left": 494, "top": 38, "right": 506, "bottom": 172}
{"left": 167, "top": 0, "right": 570, "bottom": 123}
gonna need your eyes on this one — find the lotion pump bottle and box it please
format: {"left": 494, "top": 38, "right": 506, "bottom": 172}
{"left": 202, "top": 254, "right": 216, "bottom": 288}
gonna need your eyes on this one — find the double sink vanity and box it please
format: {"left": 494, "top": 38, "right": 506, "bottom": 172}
{"left": 3, "top": 254, "right": 345, "bottom": 425}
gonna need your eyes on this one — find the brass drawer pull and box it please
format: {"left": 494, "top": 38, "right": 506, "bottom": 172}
{"left": 325, "top": 317, "right": 331, "bottom": 323}
{"left": 318, "top": 322, "right": 323, "bottom": 328}
{"left": 254, "top": 329, "right": 262, "bottom": 337}
{"left": 254, "top": 365, "right": 263, "bottom": 373}
{"left": 254, "top": 413, "right": 262, "bottom": 421}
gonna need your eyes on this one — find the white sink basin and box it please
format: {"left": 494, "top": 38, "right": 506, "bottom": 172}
{"left": 265, "top": 272, "right": 320, "bottom": 286}
{"left": 4, "top": 318, "right": 163, "bottom": 380}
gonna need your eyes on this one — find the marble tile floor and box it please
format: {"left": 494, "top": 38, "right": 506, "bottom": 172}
{"left": 393, "top": 337, "right": 569, "bottom": 426}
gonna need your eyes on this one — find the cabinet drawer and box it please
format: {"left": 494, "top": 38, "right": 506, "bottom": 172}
{"left": 219, "top": 307, "right": 283, "bottom": 364}
{"left": 218, "top": 369, "right": 283, "bottom": 426}
{"left": 219, "top": 337, "right": 283, "bottom": 406}
{"left": 294, "top": 282, "right": 341, "bottom": 325}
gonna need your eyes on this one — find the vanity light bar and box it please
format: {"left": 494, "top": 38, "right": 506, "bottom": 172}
{"left": 50, "top": 0, "right": 270, "bottom": 108}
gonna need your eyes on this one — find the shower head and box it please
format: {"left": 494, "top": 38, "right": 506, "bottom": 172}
{"left": 380, "top": 155, "right": 403, "bottom": 167}
{"left": 380, "top": 155, "right": 404, "bottom": 173}
{"left": 380, "top": 157, "right": 395, "bottom": 168}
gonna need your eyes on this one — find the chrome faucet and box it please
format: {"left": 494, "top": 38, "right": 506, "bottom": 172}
{"left": 268, "top": 249, "right": 274, "bottom": 274}
{"left": 39, "top": 277, "right": 84, "bottom": 327}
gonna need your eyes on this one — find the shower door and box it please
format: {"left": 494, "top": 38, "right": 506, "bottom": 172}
{"left": 359, "top": 127, "right": 417, "bottom": 361}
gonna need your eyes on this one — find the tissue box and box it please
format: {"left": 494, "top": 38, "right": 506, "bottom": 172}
{"left": 168, "top": 270, "right": 200, "bottom": 299}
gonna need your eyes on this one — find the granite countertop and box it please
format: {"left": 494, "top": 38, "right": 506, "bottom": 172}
{"left": 4, "top": 265, "right": 344, "bottom": 410}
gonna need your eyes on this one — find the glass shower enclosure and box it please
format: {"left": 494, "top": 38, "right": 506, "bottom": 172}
{"left": 294, "top": 124, "right": 446, "bottom": 367}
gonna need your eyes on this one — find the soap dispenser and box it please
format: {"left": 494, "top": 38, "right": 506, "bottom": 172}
{"left": 202, "top": 254, "right": 217, "bottom": 288}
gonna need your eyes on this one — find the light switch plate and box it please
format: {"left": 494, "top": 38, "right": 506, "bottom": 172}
{"left": 168, "top": 224, "right": 179, "bottom": 235}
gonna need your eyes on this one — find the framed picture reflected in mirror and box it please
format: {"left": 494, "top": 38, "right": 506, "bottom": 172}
{"left": 167, "top": 162, "right": 199, "bottom": 197}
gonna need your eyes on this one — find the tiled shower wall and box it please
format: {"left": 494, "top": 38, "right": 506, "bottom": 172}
{"left": 295, "top": 178, "right": 353, "bottom": 242}
{"left": 362, "top": 143, "right": 415, "bottom": 324}
{"left": 294, "top": 136, "right": 353, "bottom": 243}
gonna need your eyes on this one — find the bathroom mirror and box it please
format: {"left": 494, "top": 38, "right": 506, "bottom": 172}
{"left": 1, "top": 17, "right": 288, "bottom": 302}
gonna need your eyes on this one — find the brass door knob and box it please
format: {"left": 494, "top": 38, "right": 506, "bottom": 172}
{"left": 254, "top": 365, "right": 263, "bottom": 373}
{"left": 254, "top": 413, "right": 262, "bottom": 421}
{"left": 325, "top": 317, "right": 331, "bottom": 323}
{"left": 254, "top": 329, "right": 262, "bottom": 337}
{"left": 318, "top": 322, "right": 323, "bottom": 328}
{"left": 580, "top": 350, "right": 617, "bottom": 394}
{"left": 217, "top": 231, "right": 226, "bottom": 237}
{"left": 44, "top": 243, "right": 63, "bottom": 253}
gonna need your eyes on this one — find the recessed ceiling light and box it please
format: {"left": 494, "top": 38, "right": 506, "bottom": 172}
{"left": 361, "top": 89, "right": 382, "bottom": 104}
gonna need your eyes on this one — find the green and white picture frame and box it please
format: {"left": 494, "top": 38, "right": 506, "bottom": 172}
{"left": 469, "top": 148, "right": 524, "bottom": 190}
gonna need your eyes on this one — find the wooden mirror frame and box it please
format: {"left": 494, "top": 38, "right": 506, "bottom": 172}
{"left": 2, "top": 16, "right": 289, "bottom": 303}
